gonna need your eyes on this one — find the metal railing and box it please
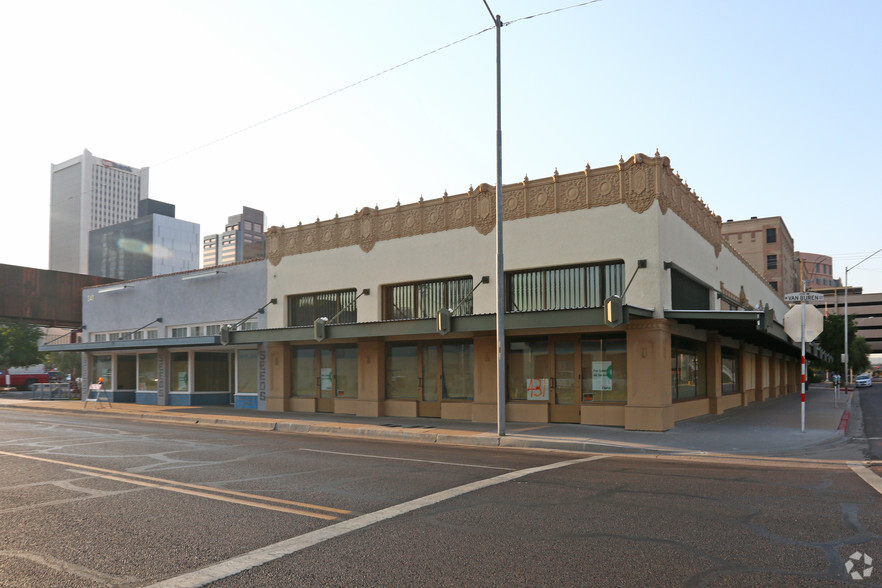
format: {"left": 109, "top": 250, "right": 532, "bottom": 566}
{"left": 31, "top": 383, "right": 75, "bottom": 400}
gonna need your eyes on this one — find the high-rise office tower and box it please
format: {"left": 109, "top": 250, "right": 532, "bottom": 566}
{"left": 89, "top": 199, "right": 200, "bottom": 280}
{"left": 202, "top": 207, "right": 266, "bottom": 267}
{"left": 49, "top": 149, "right": 149, "bottom": 274}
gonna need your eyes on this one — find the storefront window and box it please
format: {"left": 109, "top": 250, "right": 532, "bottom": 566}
{"left": 580, "top": 337, "right": 627, "bottom": 403}
{"left": 92, "top": 355, "right": 112, "bottom": 385}
{"left": 194, "top": 352, "right": 230, "bottom": 392}
{"left": 722, "top": 349, "right": 738, "bottom": 395}
{"left": 671, "top": 337, "right": 706, "bottom": 401}
{"left": 170, "top": 352, "right": 189, "bottom": 392}
{"left": 335, "top": 346, "right": 358, "bottom": 399}
{"left": 292, "top": 347, "right": 316, "bottom": 397}
{"left": 506, "top": 339, "right": 549, "bottom": 401}
{"left": 117, "top": 355, "right": 136, "bottom": 389}
{"left": 386, "top": 344, "right": 418, "bottom": 399}
{"left": 138, "top": 354, "right": 158, "bottom": 391}
{"left": 441, "top": 342, "right": 474, "bottom": 400}
{"left": 237, "top": 350, "right": 258, "bottom": 394}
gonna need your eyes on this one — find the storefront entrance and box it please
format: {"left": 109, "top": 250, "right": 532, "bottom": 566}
{"left": 292, "top": 345, "right": 358, "bottom": 413}
{"left": 549, "top": 337, "right": 580, "bottom": 423}
{"left": 386, "top": 341, "right": 474, "bottom": 418}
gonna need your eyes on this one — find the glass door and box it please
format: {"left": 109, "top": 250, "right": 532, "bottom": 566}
{"left": 317, "top": 348, "right": 335, "bottom": 413}
{"left": 419, "top": 345, "right": 441, "bottom": 417}
{"left": 550, "top": 338, "right": 580, "bottom": 423}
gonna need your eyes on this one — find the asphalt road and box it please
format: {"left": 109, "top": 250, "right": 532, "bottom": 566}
{"left": 0, "top": 409, "right": 880, "bottom": 587}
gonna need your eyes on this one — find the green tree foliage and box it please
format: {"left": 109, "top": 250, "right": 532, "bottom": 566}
{"left": 816, "top": 313, "right": 871, "bottom": 376}
{"left": 0, "top": 322, "right": 44, "bottom": 370}
{"left": 43, "top": 351, "right": 82, "bottom": 377}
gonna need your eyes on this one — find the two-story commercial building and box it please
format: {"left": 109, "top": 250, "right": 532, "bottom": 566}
{"left": 46, "top": 154, "right": 818, "bottom": 430}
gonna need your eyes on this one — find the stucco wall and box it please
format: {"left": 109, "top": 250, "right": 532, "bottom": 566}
{"left": 266, "top": 203, "right": 664, "bottom": 327}
{"left": 82, "top": 259, "right": 268, "bottom": 336}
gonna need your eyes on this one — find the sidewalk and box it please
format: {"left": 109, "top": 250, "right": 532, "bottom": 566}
{"left": 0, "top": 386, "right": 865, "bottom": 462}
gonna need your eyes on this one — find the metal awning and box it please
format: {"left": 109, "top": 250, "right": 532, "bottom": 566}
{"left": 664, "top": 309, "right": 829, "bottom": 360}
{"left": 39, "top": 335, "right": 222, "bottom": 353}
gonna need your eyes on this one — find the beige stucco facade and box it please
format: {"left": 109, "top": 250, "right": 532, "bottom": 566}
{"left": 255, "top": 154, "right": 802, "bottom": 431}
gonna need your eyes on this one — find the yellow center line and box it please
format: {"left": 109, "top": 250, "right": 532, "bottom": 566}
{"left": 69, "top": 470, "right": 338, "bottom": 520}
{"left": 0, "top": 449, "right": 350, "bottom": 518}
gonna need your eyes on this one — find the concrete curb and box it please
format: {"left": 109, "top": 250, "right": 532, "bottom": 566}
{"left": 0, "top": 400, "right": 857, "bottom": 459}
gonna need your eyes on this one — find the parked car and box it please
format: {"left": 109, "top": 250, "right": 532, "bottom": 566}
{"left": 855, "top": 374, "right": 873, "bottom": 387}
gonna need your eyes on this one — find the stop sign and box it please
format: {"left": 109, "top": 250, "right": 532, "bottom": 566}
{"left": 783, "top": 304, "right": 824, "bottom": 343}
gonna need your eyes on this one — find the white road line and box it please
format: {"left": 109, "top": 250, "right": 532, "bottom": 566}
{"left": 300, "top": 448, "right": 515, "bottom": 470}
{"left": 148, "top": 455, "right": 608, "bottom": 588}
{"left": 848, "top": 462, "right": 882, "bottom": 496}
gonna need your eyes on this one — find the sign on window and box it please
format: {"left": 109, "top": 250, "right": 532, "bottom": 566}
{"left": 526, "top": 378, "right": 550, "bottom": 401}
{"left": 592, "top": 361, "right": 612, "bottom": 391}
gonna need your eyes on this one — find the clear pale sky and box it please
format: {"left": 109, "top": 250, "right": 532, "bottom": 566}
{"left": 2, "top": 1, "right": 880, "bottom": 291}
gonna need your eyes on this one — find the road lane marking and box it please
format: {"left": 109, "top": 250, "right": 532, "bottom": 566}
{"left": 300, "top": 448, "right": 515, "bottom": 470}
{"left": 148, "top": 455, "right": 608, "bottom": 588}
{"left": 69, "top": 470, "right": 338, "bottom": 520}
{"left": 0, "top": 449, "right": 349, "bottom": 517}
{"left": 0, "top": 549, "right": 139, "bottom": 586}
{"left": 848, "top": 462, "right": 882, "bottom": 496}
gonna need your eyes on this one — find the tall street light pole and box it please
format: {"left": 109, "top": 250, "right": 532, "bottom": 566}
{"left": 483, "top": 1, "right": 505, "bottom": 436}
{"left": 844, "top": 248, "right": 882, "bottom": 388}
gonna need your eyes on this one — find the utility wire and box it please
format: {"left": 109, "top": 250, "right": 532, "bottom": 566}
{"left": 153, "top": 26, "right": 494, "bottom": 166}
{"left": 152, "top": 1, "right": 603, "bottom": 167}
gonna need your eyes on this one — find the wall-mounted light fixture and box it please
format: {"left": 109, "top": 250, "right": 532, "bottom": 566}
{"left": 182, "top": 270, "right": 226, "bottom": 281}
{"left": 99, "top": 284, "right": 133, "bottom": 293}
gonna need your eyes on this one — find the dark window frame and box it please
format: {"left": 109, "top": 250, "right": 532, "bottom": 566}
{"left": 505, "top": 260, "right": 625, "bottom": 313}
{"left": 383, "top": 276, "right": 474, "bottom": 320}
{"left": 288, "top": 288, "right": 357, "bottom": 327}
{"left": 766, "top": 228, "right": 777, "bottom": 243}
{"left": 766, "top": 254, "right": 778, "bottom": 270}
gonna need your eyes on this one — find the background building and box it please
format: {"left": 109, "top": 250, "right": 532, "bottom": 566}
{"left": 88, "top": 199, "right": 200, "bottom": 280}
{"left": 203, "top": 207, "right": 265, "bottom": 267}
{"left": 722, "top": 216, "right": 798, "bottom": 295}
{"left": 795, "top": 251, "right": 841, "bottom": 290}
{"left": 50, "top": 149, "right": 149, "bottom": 274}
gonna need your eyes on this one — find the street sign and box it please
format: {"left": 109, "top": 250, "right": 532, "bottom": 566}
{"left": 783, "top": 304, "right": 824, "bottom": 343}
{"left": 784, "top": 291, "right": 825, "bottom": 302}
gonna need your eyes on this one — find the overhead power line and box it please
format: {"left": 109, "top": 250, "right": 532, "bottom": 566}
{"left": 153, "top": 1, "right": 603, "bottom": 167}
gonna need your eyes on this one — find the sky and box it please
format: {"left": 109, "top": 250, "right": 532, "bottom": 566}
{"left": 2, "top": 0, "right": 881, "bottom": 291}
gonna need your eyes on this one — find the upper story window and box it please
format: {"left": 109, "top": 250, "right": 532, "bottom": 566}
{"left": 767, "top": 254, "right": 778, "bottom": 270}
{"left": 766, "top": 228, "right": 777, "bottom": 243}
{"left": 384, "top": 277, "right": 473, "bottom": 320}
{"left": 506, "top": 261, "right": 624, "bottom": 312}
{"left": 289, "top": 289, "right": 357, "bottom": 327}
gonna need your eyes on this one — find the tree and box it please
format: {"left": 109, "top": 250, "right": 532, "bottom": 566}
{"left": 43, "top": 351, "right": 82, "bottom": 377}
{"left": 0, "top": 322, "right": 44, "bottom": 370}
{"left": 816, "top": 313, "right": 871, "bottom": 377}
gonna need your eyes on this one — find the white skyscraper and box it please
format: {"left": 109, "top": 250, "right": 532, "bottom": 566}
{"left": 49, "top": 149, "right": 149, "bottom": 274}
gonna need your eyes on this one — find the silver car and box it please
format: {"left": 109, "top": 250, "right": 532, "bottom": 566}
{"left": 855, "top": 374, "right": 873, "bottom": 387}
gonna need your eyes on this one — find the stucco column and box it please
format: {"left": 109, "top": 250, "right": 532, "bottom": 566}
{"left": 706, "top": 333, "right": 723, "bottom": 414}
{"left": 768, "top": 354, "right": 778, "bottom": 398}
{"left": 357, "top": 341, "right": 383, "bottom": 418}
{"left": 265, "top": 342, "right": 288, "bottom": 412}
{"left": 471, "top": 335, "right": 499, "bottom": 423}
{"left": 738, "top": 344, "right": 748, "bottom": 406}
{"left": 624, "top": 319, "right": 674, "bottom": 431}
{"left": 755, "top": 353, "right": 767, "bottom": 402}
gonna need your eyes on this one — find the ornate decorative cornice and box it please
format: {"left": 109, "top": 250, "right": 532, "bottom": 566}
{"left": 266, "top": 153, "right": 724, "bottom": 266}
